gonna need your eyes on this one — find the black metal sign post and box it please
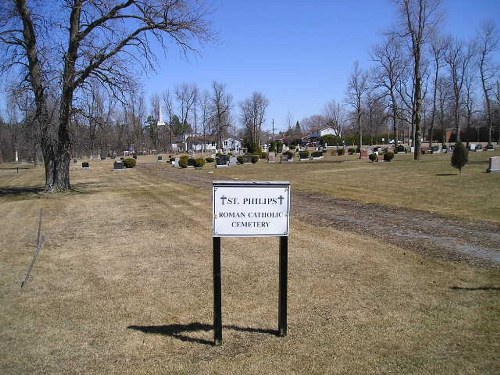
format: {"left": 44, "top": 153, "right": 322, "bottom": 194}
{"left": 213, "top": 236, "right": 223, "bottom": 346}
{"left": 278, "top": 235, "right": 288, "bottom": 337}
{"left": 212, "top": 181, "right": 290, "bottom": 346}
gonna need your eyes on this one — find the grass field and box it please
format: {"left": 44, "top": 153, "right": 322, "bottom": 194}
{"left": 1, "top": 151, "right": 499, "bottom": 374}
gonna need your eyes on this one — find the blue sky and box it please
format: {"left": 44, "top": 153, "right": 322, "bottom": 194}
{"left": 141, "top": 0, "right": 500, "bottom": 132}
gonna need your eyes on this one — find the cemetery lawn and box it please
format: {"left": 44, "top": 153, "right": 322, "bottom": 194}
{"left": 0, "top": 152, "right": 499, "bottom": 374}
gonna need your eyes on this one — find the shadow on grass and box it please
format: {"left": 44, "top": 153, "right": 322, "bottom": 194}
{"left": 0, "top": 186, "right": 44, "bottom": 197}
{"left": 435, "top": 173, "right": 457, "bottom": 176}
{"left": 128, "top": 322, "right": 277, "bottom": 346}
{"left": 450, "top": 286, "right": 500, "bottom": 291}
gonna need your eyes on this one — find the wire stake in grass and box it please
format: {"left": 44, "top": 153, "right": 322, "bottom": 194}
{"left": 21, "top": 209, "right": 46, "bottom": 289}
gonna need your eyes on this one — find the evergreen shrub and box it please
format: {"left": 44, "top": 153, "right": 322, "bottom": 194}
{"left": 383, "top": 151, "right": 394, "bottom": 162}
{"left": 123, "top": 158, "right": 137, "bottom": 168}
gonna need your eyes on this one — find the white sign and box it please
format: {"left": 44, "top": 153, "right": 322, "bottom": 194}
{"left": 213, "top": 181, "right": 290, "bottom": 237}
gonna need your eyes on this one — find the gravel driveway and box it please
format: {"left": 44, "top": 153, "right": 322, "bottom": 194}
{"left": 147, "top": 164, "right": 500, "bottom": 268}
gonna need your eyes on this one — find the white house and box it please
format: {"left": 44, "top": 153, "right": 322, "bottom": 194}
{"left": 309, "top": 126, "right": 340, "bottom": 139}
{"left": 222, "top": 138, "right": 242, "bottom": 153}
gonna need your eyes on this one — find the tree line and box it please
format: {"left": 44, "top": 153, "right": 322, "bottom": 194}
{"left": 0, "top": 0, "right": 499, "bottom": 192}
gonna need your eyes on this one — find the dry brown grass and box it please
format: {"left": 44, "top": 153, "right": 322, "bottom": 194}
{"left": 0, "top": 155, "right": 499, "bottom": 374}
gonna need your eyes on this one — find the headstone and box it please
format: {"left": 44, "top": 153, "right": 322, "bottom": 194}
{"left": 268, "top": 152, "right": 276, "bottom": 163}
{"left": 114, "top": 160, "right": 124, "bottom": 170}
{"left": 469, "top": 144, "right": 476, "bottom": 152}
{"left": 216, "top": 155, "right": 229, "bottom": 168}
{"left": 81, "top": 162, "right": 90, "bottom": 169}
{"left": 229, "top": 156, "right": 238, "bottom": 166}
{"left": 360, "top": 150, "right": 369, "bottom": 158}
{"left": 487, "top": 156, "right": 500, "bottom": 173}
{"left": 157, "top": 155, "right": 163, "bottom": 162}
{"left": 431, "top": 145, "right": 440, "bottom": 153}
{"left": 173, "top": 157, "right": 180, "bottom": 168}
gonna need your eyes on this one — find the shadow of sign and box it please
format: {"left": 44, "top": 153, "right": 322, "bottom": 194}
{"left": 450, "top": 286, "right": 500, "bottom": 291}
{"left": 128, "top": 322, "right": 277, "bottom": 346}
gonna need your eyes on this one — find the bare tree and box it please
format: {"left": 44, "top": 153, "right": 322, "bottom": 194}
{"left": 322, "top": 100, "right": 346, "bottom": 137}
{"left": 476, "top": 21, "right": 499, "bottom": 145}
{"left": 198, "top": 90, "right": 211, "bottom": 153}
{"left": 0, "top": 0, "right": 212, "bottom": 192}
{"left": 444, "top": 37, "right": 474, "bottom": 142}
{"left": 365, "top": 90, "right": 388, "bottom": 145}
{"left": 428, "top": 35, "right": 449, "bottom": 148}
{"left": 372, "top": 32, "right": 408, "bottom": 146}
{"left": 397, "top": 0, "right": 441, "bottom": 159}
{"left": 239, "top": 92, "right": 269, "bottom": 152}
{"left": 174, "top": 83, "right": 198, "bottom": 126}
{"left": 209, "top": 81, "right": 232, "bottom": 151}
{"left": 346, "top": 61, "right": 369, "bottom": 157}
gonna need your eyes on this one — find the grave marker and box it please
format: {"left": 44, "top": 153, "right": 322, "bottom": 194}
{"left": 113, "top": 160, "right": 124, "bottom": 170}
{"left": 487, "top": 156, "right": 500, "bottom": 173}
{"left": 229, "top": 156, "right": 238, "bottom": 166}
{"left": 215, "top": 155, "right": 229, "bottom": 168}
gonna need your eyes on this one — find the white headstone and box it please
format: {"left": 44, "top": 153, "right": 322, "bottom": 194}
{"left": 488, "top": 156, "right": 500, "bottom": 173}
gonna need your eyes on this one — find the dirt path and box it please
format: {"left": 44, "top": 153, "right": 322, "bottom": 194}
{"left": 144, "top": 164, "right": 500, "bottom": 268}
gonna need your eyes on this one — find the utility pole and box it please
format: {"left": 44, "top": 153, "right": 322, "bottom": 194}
{"left": 272, "top": 119, "right": 275, "bottom": 142}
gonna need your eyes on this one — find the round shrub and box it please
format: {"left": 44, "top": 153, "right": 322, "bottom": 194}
{"left": 383, "top": 151, "right": 394, "bottom": 162}
{"left": 194, "top": 157, "right": 206, "bottom": 168}
{"left": 299, "top": 150, "right": 310, "bottom": 159}
{"left": 123, "top": 158, "right": 137, "bottom": 168}
{"left": 311, "top": 151, "right": 323, "bottom": 158}
{"left": 251, "top": 154, "right": 260, "bottom": 164}
{"left": 205, "top": 157, "right": 215, "bottom": 163}
{"left": 348, "top": 148, "right": 356, "bottom": 155}
{"left": 261, "top": 152, "right": 268, "bottom": 160}
{"left": 336, "top": 148, "right": 345, "bottom": 156}
{"left": 237, "top": 156, "right": 244, "bottom": 164}
{"left": 369, "top": 153, "right": 378, "bottom": 162}
{"left": 179, "top": 155, "right": 189, "bottom": 168}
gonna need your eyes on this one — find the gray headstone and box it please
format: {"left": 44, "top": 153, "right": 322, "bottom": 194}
{"left": 487, "top": 156, "right": 500, "bottom": 173}
{"left": 216, "top": 155, "right": 229, "bottom": 167}
{"left": 114, "top": 161, "right": 124, "bottom": 170}
{"left": 243, "top": 155, "right": 253, "bottom": 164}
{"left": 229, "top": 156, "right": 238, "bottom": 166}
{"left": 268, "top": 153, "right": 276, "bottom": 163}
{"left": 81, "top": 162, "right": 90, "bottom": 169}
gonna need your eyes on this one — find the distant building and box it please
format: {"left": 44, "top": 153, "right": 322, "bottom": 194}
{"left": 309, "top": 126, "right": 340, "bottom": 139}
{"left": 222, "top": 138, "right": 242, "bottom": 153}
